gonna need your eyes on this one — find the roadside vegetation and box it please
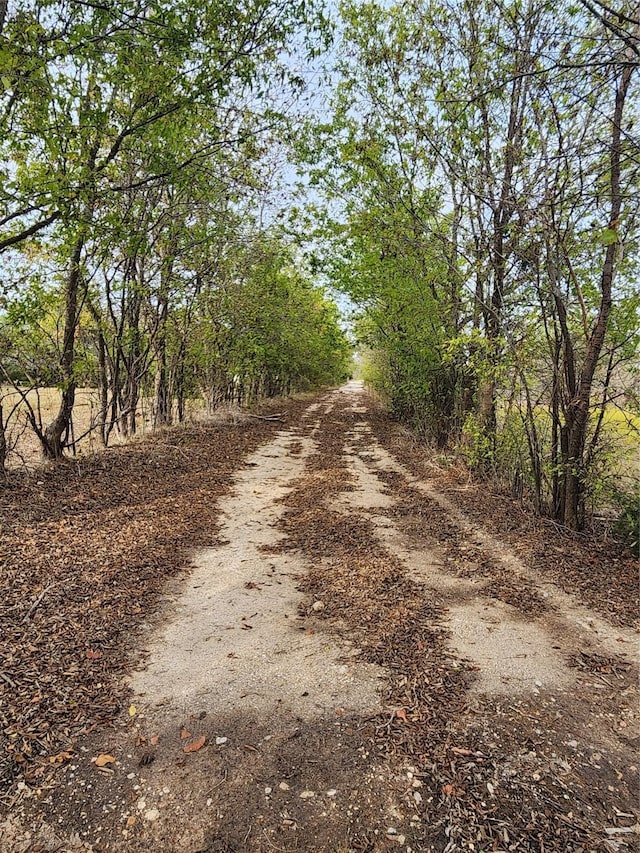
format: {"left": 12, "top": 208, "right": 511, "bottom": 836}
{"left": 299, "top": 0, "right": 639, "bottom": 540}
{"left": 0, "top": 0, "right": 637, "bottom": 547}
{"left": 0, "top": 0, "right": 350, "bottom": 471}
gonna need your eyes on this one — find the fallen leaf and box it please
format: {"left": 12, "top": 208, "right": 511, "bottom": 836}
{"left": 183, "top": 736, "right": 206, "bottom": 754}
{"left": 126, "top": 816, "right": 136, "bottom": 828}
{"left": 128, "top": 704, "right": 137, "bottom": 717}
{"left": 451, "top": 747, "right": 474, "bottom": 756}
{"left": 442, "top": 784, "right": 455, "bottom": 796}
{"left": 49, "top": 751, "right": 73, "bottom": 764}
{"left": 395, "top": 708, "right": 408, "bottom": 722}
{"left": 150, "top": 735, "right": 160, "bottom": 746}
{"left": 180, "top": 728, "right": 191, "bottom": 740}
{"left": 86, "top": 649, "right": 102, "bottom": 660}
{"left": 95, "top": 754, "right": 116, "bottom": 767}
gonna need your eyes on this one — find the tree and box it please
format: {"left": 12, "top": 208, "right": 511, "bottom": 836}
{"left": 0, "top": 0, "right": 332, "bottom": 460}
{"left": 302, "top": 0, "right": 639, "bottom": 529}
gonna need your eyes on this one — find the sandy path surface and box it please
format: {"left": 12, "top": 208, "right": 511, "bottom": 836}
{"left": 3, "top": 382, "right": 638, "bottom": 853}
{"left": 131, "top": 423, "right": 382, "bottom": 722}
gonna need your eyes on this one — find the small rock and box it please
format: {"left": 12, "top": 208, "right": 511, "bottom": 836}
{"left": 144, "top": 808, "right": 160, "bottom": 822}
{"left": 312, "top": 600, "right": 324, "bottom": 612}
{"left": 206, "top": 798, "right": 213, "bottom": 806}
{"left": 300, "top": 790, "right": 315, "bottom": 799}
{"left": 413, "top": 791, "right": 422, "bottom": 804}
{"left": 216, "top": 737, "right": 228, "bottom": 746}
{"left": 386, "top": 827, "right": 398, "bottom": 836}
{"left": 326, "top": 789, "right": 337, "bottom": 797}
{"left": 136, "top": 799, "right": 146, "bottom": 812}
{"left": 265, "top": 787, "right": 272, "bottom": 795}
{"left": 279, "top": 782, "right": 290, "bottom": 791}
{"left": 567, "top": 740, "right": 578, "bottom": 748}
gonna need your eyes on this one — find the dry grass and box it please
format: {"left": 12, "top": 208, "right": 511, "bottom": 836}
{"left": 0, "top": 386, "right": 153, "bottom": 469}
{"left": 0, "top": 386, "right": 301, "bottom": 469}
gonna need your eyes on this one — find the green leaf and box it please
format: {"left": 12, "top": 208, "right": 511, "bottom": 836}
{"left": 599, "top": 228, "right": 618, "bottom": 246}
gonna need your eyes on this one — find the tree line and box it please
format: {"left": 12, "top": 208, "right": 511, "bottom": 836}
{"left": 0, "top": 0, "right": 351, "bottom": 470}
{"left": 300, "top": 0, "right": 639, "bottom": 533}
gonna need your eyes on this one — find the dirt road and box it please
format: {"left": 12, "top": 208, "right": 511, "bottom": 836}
{"left": 2, "top": 382, "right": 638, "bottom": 852}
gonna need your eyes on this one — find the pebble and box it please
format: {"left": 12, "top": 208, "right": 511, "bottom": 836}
{"left": 311, "top": 600, "right": 324, "bottom": 611}
{"left": 300, "top": 790, "right": 315, "bottom": 799}
{"left": 567, "top": 740, "right": 578, "bottom": 748}
{"left": 279, "top": 782, "right": 290, "bottom": 791}
{"left": 386, "top": 827, "right": 398, "bottom": 835}
{"left": 265, "top": 787, "right": 272, "bottom": 795}
{"left": 215, "top": 737, "right": 228, "bottom": 746}
{"left": 144, "top": 808, "right": 160, "bottom": 822}
{"left": 326, "top": 789, "right": 337, "bottom": 797}
{"left": 136, "top": 799, "right": 146, "bottom": 812}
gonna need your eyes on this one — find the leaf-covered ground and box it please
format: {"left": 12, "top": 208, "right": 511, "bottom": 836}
{"left": 0, "top": 402, "right": 308, "bottom": 797}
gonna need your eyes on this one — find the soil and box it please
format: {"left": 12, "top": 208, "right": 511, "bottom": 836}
{"left": 0, "top": 382, "right": 638, "bottom": 853}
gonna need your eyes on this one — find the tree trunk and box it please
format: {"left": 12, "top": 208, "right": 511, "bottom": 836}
{"left": 153, "top": 291, "right": 171, "bottom": 428}
{"left": 0, "top": 402, "right": 7, "bottom": 478}
{"left": 560, "top": 61, "right": 632, "bottom": 528}
{"left": 43, "top": 236, "right": 84, "bottom": 459}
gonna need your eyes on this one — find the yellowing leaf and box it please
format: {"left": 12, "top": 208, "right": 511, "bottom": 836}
{"left": 128, "top": 704, "right": 137, "bottom": 717}
{"left": 95, "top": 754, "right": 116, "bottom": 767}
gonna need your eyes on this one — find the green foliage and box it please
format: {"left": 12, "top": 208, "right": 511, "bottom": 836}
{"left": 296, "top": 0, "right": 640, "bottom": 533}
{"left": 0, "top": 0, "right": 347, "bottom": 460}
